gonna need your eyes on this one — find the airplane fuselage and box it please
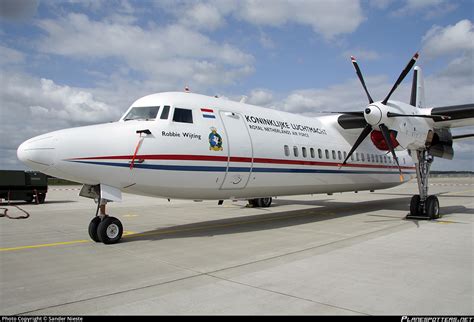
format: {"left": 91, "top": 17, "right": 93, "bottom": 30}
{"left": 18, "top": 92, "right": 415, "bottom": 200}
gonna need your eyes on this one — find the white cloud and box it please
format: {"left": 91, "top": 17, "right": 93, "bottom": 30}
{"left": 0, "top": 45, "right": 25, "bottom": 65}
{"left": 393, "top": 0, "right": 458, "bottom": 18}
{"left": 342, "top": 48, "right": 380, "bottom": 61}
{"left": 247, "top": 89, "right": 274, "bottom": 106}
{"left": 178, "top": 3, "right": 225, "bottom": 31}
{"left": 236, "top": 0, "right": 365, "bottom": 39}
{"left": 158, "top": 0, "right": 365, "bottom": 39}
{"left": 422, "top": 19, "right": 474, "bottom": 58}
{"left": 35, "top": 13, "right": 254, "bottom": 88}
{"left": 0, "top": 72, "right": 118, "bottom": 147}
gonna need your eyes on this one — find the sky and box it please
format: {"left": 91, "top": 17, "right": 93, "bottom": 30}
{"left": 0, "top": 0, "right": 473, "bottom": 171}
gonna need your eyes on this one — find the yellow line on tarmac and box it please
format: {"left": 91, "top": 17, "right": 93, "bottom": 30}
{"left": 0, "top": 239, "right": 90, "bottom": 252}
{"left": 0, "top": 231, "right": 137, "bottom": 252}
{"left": 0, "top": 210, "right": 320, "bottom": 252}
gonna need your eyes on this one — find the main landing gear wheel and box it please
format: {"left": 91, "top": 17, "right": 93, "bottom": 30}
{"left": 88, "top": 216, "right": 102, "bottom": 242}
{"left": 410, "top": 195, "right": 422, "bottom": 217}
{"left": 248, "top": 197, "right": 272, "bottom": 208}
{"left": 425, "top": 195, "right": 440, "bottom": 219}
{"left": 97, "top": 216, "right": 123, "bottom": 244}
{"left": 409, "top": 195, "right": 439, "bottom": 219}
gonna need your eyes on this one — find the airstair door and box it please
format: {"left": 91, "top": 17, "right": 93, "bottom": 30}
{"left": 219, "top": 111, "right": 253, "bottom": 190}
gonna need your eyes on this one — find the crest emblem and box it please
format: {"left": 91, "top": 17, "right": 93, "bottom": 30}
{"left": 209, "top": 127, "right": 223, "bottom": 151}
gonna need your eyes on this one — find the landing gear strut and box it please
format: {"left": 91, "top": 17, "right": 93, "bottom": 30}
{"left": 88, "top": 198, "right": 123, "bottom": 244}
{"left": 406, "top": 150, "right": 440, "bottom": 220}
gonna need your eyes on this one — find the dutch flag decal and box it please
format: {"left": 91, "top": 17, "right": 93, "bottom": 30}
{"left": 201, "top": 108, "right": 216, "bottom": 119}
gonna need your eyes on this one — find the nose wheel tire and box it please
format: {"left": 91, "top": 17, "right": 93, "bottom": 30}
{"left": 97, "top": 216, "right": 123, "bottom": 244}
{"left": 88, "top": 216, "right": 102, "bottom": 242}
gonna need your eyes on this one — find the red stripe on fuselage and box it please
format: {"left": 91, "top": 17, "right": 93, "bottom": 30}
{"left": 67, "top": 154, "right": 416, "bottom": 170}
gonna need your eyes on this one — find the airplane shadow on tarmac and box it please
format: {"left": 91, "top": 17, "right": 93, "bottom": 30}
{"left": 121, "top": 196, "right": 473, "bottom": 243}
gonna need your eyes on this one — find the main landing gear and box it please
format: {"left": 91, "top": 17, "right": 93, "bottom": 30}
{"left": 407, "top": 150, "right": 440, "bottom": 220}
{"left": 248, "top": 197, "right": 272, "bottom": 208}
{"left": 88, "top": 199, "right": 123, "bottom": 244}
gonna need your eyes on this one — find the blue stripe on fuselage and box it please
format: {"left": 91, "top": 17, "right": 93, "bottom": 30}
{"left": 68, "top": 160, "right": 414, "bottom": 175}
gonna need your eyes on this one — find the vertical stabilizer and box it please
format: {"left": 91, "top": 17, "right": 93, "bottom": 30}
{"left": 410, "top": 66, "right": 425, "bottom": 108}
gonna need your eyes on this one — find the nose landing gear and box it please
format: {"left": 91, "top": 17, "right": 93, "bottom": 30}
{"left": 88, "top": 198, "right": 124, "bottom": 244}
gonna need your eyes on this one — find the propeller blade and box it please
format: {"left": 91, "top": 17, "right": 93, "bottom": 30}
{"left": 340, "top": 124, "right": 372, "bottom": 166}
{"left": 351, "top": 56, "right": 374, "bottom": 104}
{"left": 379, "top": 124, "right": 403, "bottom": 182}
{"left": 382, "top": 52, "right": 419, "bottom": 105}
{"left": 387, "top": 112, "right": 451, "bottom": 120}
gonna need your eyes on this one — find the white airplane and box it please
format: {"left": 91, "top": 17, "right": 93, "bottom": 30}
{"left": 17, "top": 53, "right": 474, "bottom": 244}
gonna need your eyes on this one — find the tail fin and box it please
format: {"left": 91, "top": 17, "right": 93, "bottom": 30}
{"left": 410, "top": 66, "right": 425, "bottom": 108}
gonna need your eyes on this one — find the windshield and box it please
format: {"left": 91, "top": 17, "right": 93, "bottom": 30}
{"left": 124, "top": 106, "right": 160, "bottom": 121}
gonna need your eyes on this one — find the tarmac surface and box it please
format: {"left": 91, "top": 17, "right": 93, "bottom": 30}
{"left": 0, "top": 177, "right": 473, "bottom": 315}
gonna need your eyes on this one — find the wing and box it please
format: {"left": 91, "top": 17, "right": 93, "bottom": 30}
{"left": 430, "top": 104, "right": 474, "bottom": 128}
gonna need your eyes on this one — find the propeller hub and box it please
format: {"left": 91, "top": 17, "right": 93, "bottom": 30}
{"left": 364, "top": 104, "right": 383, "bottom": 126}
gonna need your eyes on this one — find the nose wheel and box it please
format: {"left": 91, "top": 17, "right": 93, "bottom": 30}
{"left": 88, "top": 199, "right": 123, "bottom": 244}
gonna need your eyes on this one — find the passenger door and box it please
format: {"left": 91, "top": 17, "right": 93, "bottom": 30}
{"left": 219, "top": 111, "right": 253, "bottom": 189}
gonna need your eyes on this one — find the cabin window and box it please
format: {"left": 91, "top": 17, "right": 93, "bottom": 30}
{"left": 325, "top": 149, "right": 329, "bottom": 159}
{"left": 160, "top": 105, "right": 170, "bottom": 119}
{"left": 332, "top": 150, "right": 336, "bottom": 160}
{"left": 173, "top": 108, "right": 193, "bottom": 123}
{"left": 124, "top": 106, "right": 160, "bottom": 121}
{"left": 343, "top": 151, "right": 347, "bottom": 161}
{"left": 293, "top": 146, "right": 299, "bottom": 157}
{"left": 337, "top": 151, "right": 342, "bottom": 160}
{"left": 310, "top": 148, "right": 315, "bottom": 158}
{"left": 284, "top": 145, "right": 290, "bottom": 157}
{"left": 371, "top": 154, "right": 375, "bottom": 163}
{"left": 388, "top": 156, "right": 392, "bottom": 163}
{"left": 350, "top": 153, "right": 354, "bottom": 161}
{"left": 403, "top": 158, "right": 406, "bottom": 165}
{"left": 361, "top": 153, "right": 365, "bottom": 162}
{"left": 356, "top": 153, "right": 360, "bottom": 162}
{"left": 366, "top": 153, "right": 370, "bottom": 162}
{"left": 318, "top": 149, "right": 322, "bottom": 159}
{"left": 302, "top": 147, "right": 307, "bottom": 158}
{"left": 383, "top": 155, "right": 387, "bottom": 163}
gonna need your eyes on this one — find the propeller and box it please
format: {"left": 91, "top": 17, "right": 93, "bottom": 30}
{"left": 339, "top": 52, "right": 422, "bottom": 182}
{"left": 351, "top": 56, "right": 374, "bottom": 104}
{"left": 382, "top": 53, "right": 419, "bottom": 105}
{"left": 379, "top": 124, "right": 403, "bottom": 182}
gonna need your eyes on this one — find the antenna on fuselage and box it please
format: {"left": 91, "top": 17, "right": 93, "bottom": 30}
{"left": 184, "top": 86, "right": 190, "bottom": 93}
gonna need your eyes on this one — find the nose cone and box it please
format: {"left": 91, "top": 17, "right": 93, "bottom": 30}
{"left": 364, "top": 104, "right": 383, "bottom": 126}
{"left": 17, "top": 135, "right": 57, "bottom": 171}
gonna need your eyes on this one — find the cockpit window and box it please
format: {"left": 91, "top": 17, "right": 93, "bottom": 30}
{"left": 173, "top": 108, "right": 193, "bottom": 124}
{"left": 124, "top": 106, "right": 160, "bottom": 121}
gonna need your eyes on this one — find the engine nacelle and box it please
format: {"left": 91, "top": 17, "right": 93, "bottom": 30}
{"left": 370, "top": 130, "right": 400, "bottom": 151}
{"left": 428, "top": 128, "right": 454, "bottom": 160}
